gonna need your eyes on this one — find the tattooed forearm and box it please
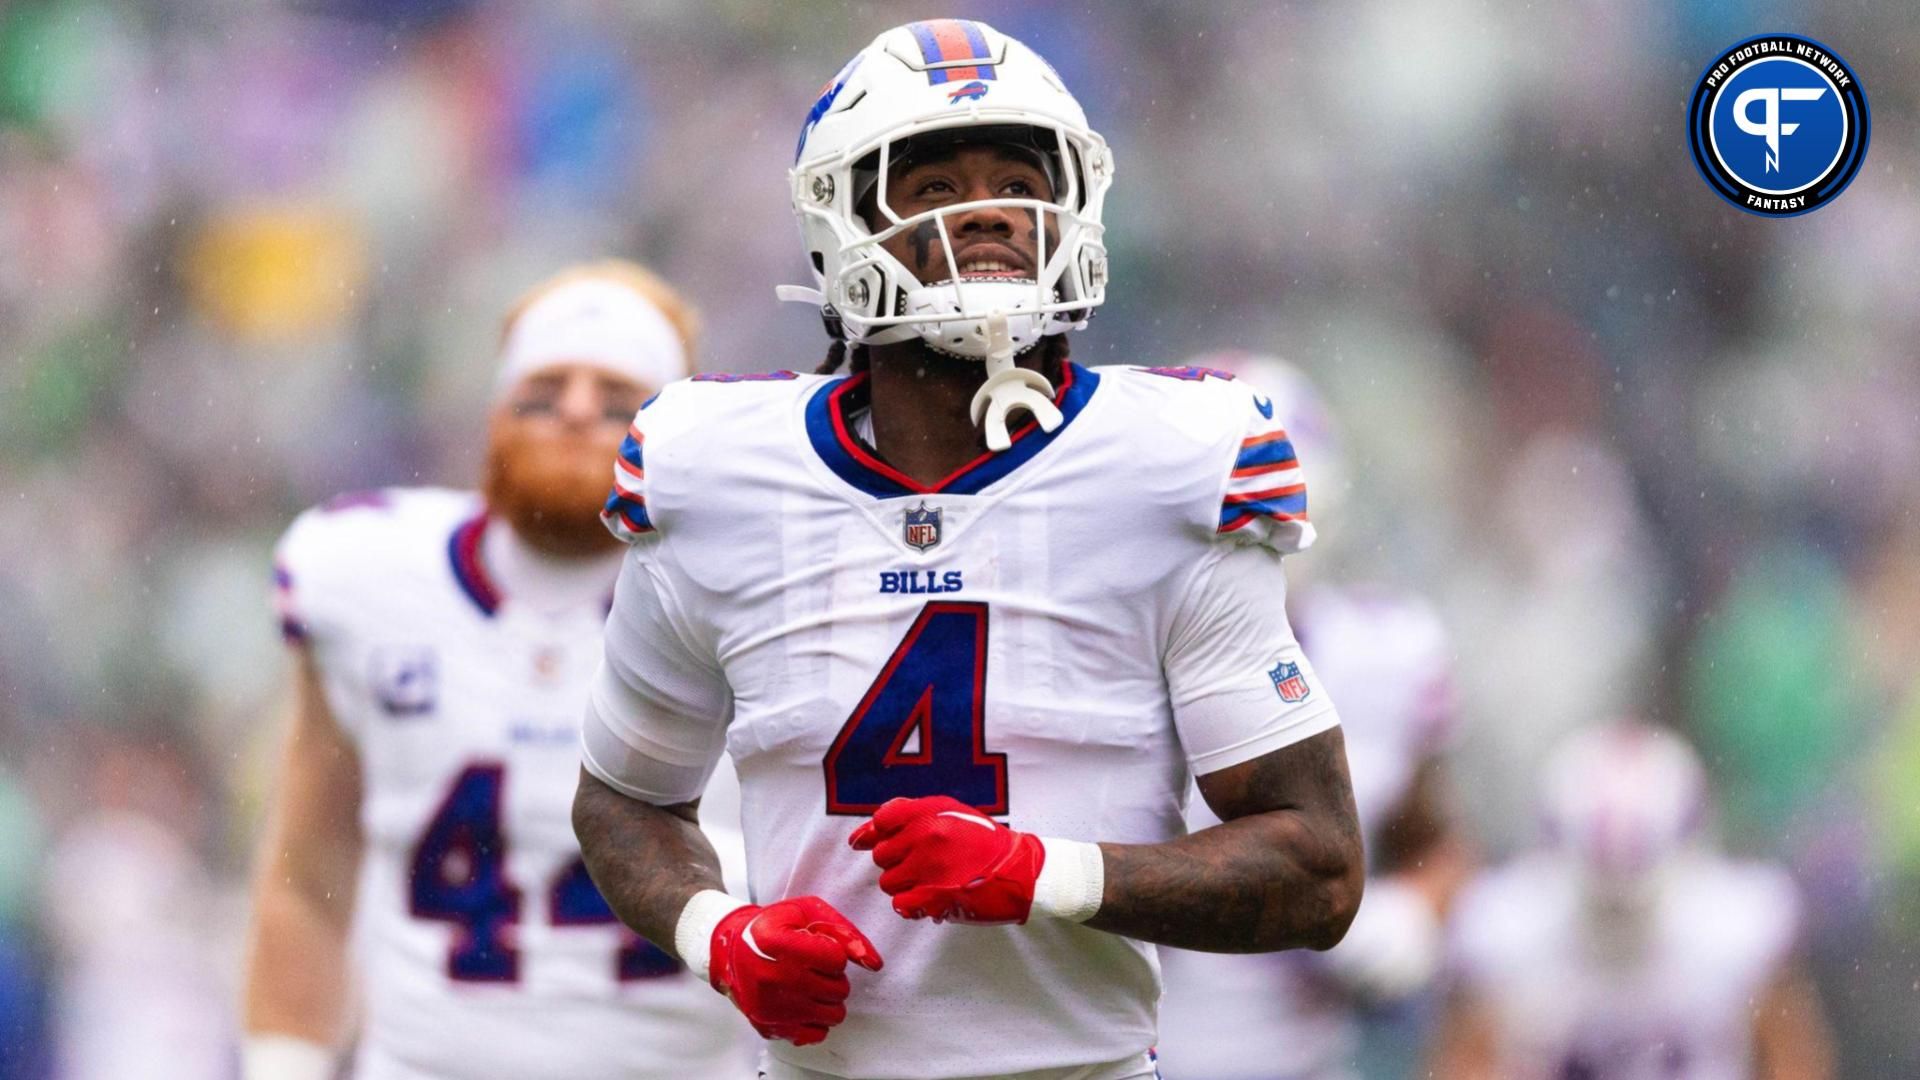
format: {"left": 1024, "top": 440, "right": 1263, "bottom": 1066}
{"left": 1085, "top": 728, "right": 1364, "bottom": 953}
{"left": 571, "top": 768, "right": 724, "bottom": 955}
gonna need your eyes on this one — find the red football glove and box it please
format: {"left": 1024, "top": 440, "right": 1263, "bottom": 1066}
{"left": 847, "top": 795, "right": 1045, "bottom": 925}
{"left": 708, "top": 895, "right": 883, "bottom": 1046}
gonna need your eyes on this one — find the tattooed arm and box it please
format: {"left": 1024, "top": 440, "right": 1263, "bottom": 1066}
{"left": 572, "top": 769, "right": 721, "bottom": 955}
{"left": 1085, "top": 726, "right": 1363, "bottom": 953}
{"left": 1078, "top": 541, "right": 1364, "bottom": 954}
{"left": 572, "top": 551, "right": 735, "bottom": 959}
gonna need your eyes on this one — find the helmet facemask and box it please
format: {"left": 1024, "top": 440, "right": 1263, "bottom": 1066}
{"left": 848, "top": 128, "right": 1105, "bottom": 446}
{"left": 839, "top": 126, "right": 1096, "bottom": 358}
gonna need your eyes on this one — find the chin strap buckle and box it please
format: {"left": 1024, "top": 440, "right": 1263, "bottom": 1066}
{"left": 968, "top": 311, "right": 1062, "bottom": 452}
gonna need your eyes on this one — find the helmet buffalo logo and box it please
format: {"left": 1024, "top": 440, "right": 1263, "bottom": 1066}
{"left": 947, "top": 81, "right": 990, "bottom": 104}
{"left": 904, "top": 502, "right": 943, "bottom": 551}
{"left": 1268, "top": 661, "right": 1311, "bottom": 704}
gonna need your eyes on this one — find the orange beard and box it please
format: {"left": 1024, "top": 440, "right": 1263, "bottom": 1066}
{"left": 481, "top": 414, "right": 624, "bottom": 558}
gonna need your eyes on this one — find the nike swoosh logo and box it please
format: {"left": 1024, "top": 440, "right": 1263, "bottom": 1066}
{"left": 937, "top": 810, "right": 998, "bottom": 831}
{"left": 1253, "top": 396, "right": 1274, "bottom": 419}
{"left": 742, "top": 917, "right": 775, "bottom": 962}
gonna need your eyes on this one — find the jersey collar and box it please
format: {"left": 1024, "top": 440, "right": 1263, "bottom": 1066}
{"left": 449, "top": 511, "right": 622, "bottom": 618}
{"left": 447, "top": 511, "right": 504, "bottom": 617}
{"left": 805, "top": 361, "right": 1101, "bottom": 499}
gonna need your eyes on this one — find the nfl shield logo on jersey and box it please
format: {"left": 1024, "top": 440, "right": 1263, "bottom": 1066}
{"left": 1269, "top": 660, "right": 1311, "bottom": 704}
{"left": 371, "top": 645, "right": 438, "bottom": 717}
{"left": 904, "top": 502, "right": 942, "bottom": 551}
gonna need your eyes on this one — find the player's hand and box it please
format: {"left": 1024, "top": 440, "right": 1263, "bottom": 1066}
{"left": 708, "top": 895, "right": 883, "bottom": 1046}
{"left": 848, "top": 795, "right": 1045, "bottom": 925}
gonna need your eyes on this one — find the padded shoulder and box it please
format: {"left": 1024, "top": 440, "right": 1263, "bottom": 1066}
{"left": 274, "top": 487, "right": 476, "bottom": 644}
{"left": 1103, "top": 365, "right": 1316, "bottom": 554}
{"left": 601, "top": 371, "right": 825, "bottom": 543}
{"left": 1669, "top": 856, "right": 1804, "bottom": 977}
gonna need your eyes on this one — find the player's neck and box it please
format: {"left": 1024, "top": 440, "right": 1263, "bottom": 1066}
{"left": 864, "top": 341, "right": 1051, "bottom": 487}
{"left": 482, "top": 517, "right": 622, "bottom": 613}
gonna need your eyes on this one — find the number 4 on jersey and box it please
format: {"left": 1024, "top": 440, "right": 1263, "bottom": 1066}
{"left": 409, "top": 764, "right": 519, "bottom": 981}
{"left": 824, "top": 601, "right": 1008, "bottom": 815}
{"left": 410, "top": 763, "right": 678, "bottom": 983}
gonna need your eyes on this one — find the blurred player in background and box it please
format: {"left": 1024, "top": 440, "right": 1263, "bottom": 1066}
{"left": 1427, "top": 722, "right": 1835, "bottom": 1080}
{"left": 241, "top": 261, "right": 755, "bottom": 1080}
{"left": 573, "top": 19, "right": 1363, "bottom": 1080}
{"left": 1156, "top": 354, "right": 1473, "bottom": 1080}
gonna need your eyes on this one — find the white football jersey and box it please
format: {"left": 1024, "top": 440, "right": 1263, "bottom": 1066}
{"left": 1157, "top": 586, "right": 1455, "bottom": 1080}
{"left": 583, "top": 364, "right": 1341, "bottom": 1079}
{"left": 274, "top": 488, "right": 754, "bottom": 1080}
{"left": 1447, "top": 853, "right": 1801, "bottom": 1080}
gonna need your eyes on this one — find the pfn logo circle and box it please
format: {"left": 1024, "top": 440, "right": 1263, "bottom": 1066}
{"left": 1688, "top": 35, "right": 1869, "bottom": 217}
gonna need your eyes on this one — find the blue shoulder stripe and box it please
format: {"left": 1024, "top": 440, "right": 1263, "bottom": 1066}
{"left": 618, "top": 432, "right": 645, "bottom": 470}
{"left": 1217, "top": 491, "right": 1308, "bottom": 528}
{"left": 602, "top": 490, "right": 653, "bottom": 530}
{"left": 1235, "top": 438, "right": 1298, "bottom": 470}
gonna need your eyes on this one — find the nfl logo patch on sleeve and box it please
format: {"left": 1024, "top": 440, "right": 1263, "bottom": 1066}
{"left": 1268, "top": 660, "right": 1310, "bottom": 704}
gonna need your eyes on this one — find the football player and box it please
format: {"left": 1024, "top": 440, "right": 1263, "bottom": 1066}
{"left": 571, "top": 21, "right": 1364, "bottom": 1080}
{"left": 1426, "top": 722, "right": 1836, "bottom": 1080}
{"left": 1155, "top": 355, "right": 1474, "bottom": 1080}
{"left": 242, "top": 262, "right": 756, "bottom": 1080}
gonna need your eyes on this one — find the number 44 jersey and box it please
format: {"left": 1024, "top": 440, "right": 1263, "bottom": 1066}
{"left": 274, "top": 488, "right": 753, "bottom": 1080}
{"left": 584, "top": 364, "right": 1342, "bottom": 1079}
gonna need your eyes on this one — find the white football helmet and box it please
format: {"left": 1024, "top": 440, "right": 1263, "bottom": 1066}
{"left": 1539, "top": 722, "right": 1709, "bottom": 883}
{"left": 783, "top": 20, "right": 1113, "bottom": 362}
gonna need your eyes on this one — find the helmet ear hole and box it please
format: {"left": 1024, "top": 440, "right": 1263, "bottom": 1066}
{"left": 812, "top": 252, "right": 825, "bottom": 274}
{"left": 840, "top": 266, "right": 884, "bottom": 318}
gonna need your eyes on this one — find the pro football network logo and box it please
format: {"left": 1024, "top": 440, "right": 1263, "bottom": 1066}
{"left": 904, "top": 502, "right": 943, "bottom": 551}
{"left": 1269, "top": 661, "right": 1311, "bottom": 704}
{"left": 1687, "top": 34, "right": 1869, "bottom": 217}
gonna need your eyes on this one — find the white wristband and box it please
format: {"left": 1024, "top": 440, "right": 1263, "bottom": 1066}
{"left": 675, "top": 888, "right": 751, "bottom": 983}
{"left": 242, "top": 1034, "right": 335, "bottom": 1080}
{"left": 1032, "top": 837, "right": 1105, "bottom": 922}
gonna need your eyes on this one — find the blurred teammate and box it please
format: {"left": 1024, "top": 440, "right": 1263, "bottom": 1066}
{"left": 241, "top": 262, "right": 755, "bottom": 1080}
{"left": 1427, "top": 722, "right": 1835, "bottom": 1080}
{"left": 572, "top": 20, "right": 1363, "bottom": 1080}
{"left": 1156, "top": 354, "right": 1473, "bottom": 1080}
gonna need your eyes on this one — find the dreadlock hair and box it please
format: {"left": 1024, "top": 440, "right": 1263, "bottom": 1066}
{"left": 814, "top": 337, "right": 863, "bottom": 375}
{"left": 814, "top": 333, "right": 1072, "bottom": 382}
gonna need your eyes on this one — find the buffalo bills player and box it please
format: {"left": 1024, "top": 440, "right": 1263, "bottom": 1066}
{"left": 1427, "top": 723, "right": 1835, "bottom": 1080}
{"left": 242, "top": 262, "right": 755, "bottom": 1080}
{"left": 572, "top": 21, "right": 1363, "bottom": 1080}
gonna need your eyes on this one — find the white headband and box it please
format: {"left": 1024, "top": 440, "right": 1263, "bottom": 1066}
{"left": 495, "top": 277, "right": 689, "bottom": 398}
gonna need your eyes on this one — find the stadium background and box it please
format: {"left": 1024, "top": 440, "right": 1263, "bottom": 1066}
{"left": 0, "top": 0, "right": 1915, "bottom": 1075}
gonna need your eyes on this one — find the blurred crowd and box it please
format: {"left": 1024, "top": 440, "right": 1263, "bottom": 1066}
{"left": 0, "top": 0, "right": 1915, "bottom": 1076}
